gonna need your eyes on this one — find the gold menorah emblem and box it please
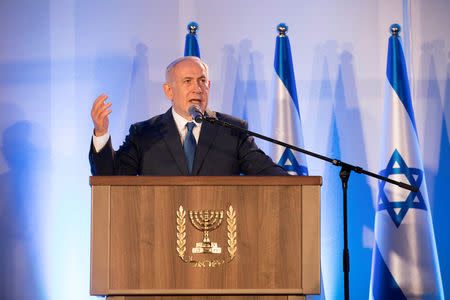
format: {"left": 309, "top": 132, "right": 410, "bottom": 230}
{"left": 176, "top": 205, "right": 237, "bottom": 267}
{"left": 189, "top": 210, "right": 224, "bottom": 254}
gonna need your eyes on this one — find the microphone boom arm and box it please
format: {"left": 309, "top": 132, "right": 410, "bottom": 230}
{"left": 203, "top": 115, "right": 418, "bottom": 192}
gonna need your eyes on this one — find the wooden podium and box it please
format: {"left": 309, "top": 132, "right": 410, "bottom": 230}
{"left": 90, "top": 176, "right": 321, "bottom": 300}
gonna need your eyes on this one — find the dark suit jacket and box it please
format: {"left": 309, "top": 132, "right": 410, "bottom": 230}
{"left": 89, "top": 109, "right": 288, "bottom": 176}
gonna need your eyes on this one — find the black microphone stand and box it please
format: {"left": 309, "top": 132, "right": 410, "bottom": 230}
{"left": 201, "top": 115, "right": 418, "bottom": 300}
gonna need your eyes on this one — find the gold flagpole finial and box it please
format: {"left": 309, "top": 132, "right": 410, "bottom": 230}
{"left": 277, "top": 23, "right": 288, "bottom": 37}
{"left": 389, "top": 24, "right": 401, "bottom": 37}
{"left": 187, "top": 21, "right": 199, "bottom": 34}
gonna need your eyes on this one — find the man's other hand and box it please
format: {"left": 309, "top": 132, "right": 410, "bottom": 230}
{"left": 91, "top": 94, "right": 112, "bottom": 136}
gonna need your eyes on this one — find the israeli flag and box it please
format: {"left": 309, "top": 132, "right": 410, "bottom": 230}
{"left": 184, "top": 22, "right": 200, "bottom": 58}
{"left": 268, "top": 23, "right": 308, "bottom": 176}
{"left": 369, "top": 24, "right": 444, "bottom": 299}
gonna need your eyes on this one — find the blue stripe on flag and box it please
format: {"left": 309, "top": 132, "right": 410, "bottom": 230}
{"left": 184, "top": 33, "right": 200, "bottom": 58}
{"left": 371, "top": 243, "right": 407, "bottom": 300}
{"left": 274, "top": 35, "right": 299, "bottom": 115}
{"left": 386, "top": 36, "right": 417, "bottom": 135}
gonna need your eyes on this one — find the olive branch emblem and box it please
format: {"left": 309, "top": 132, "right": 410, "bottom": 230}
{"left": 227, "top": 206, "right": 237, "bottom": 260}
{"left": 176, "top": 206, "right": 188, "bottom": 262}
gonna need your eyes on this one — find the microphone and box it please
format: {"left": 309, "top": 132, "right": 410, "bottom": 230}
{"left": 188, "top": 105, "right": 203, "bottom": 123}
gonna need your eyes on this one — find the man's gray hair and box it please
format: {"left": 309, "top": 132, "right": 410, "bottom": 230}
{"left": 165, "top": 56, "right": 209, "bottom": 83}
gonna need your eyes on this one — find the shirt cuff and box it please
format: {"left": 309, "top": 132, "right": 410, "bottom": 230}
{"left": 92, "top": 132, "right": 110, "bottom": 152}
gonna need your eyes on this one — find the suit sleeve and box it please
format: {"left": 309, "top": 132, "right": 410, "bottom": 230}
{"left": 236, "top": 121, "right": 289, "bottom": 176}
{"left": 89, "top": 124, "right": 141, "bottom": 175}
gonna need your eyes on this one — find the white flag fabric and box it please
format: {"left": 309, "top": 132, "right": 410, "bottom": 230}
{"left": 369, "top": 25, "right": 444, "bottom": 299}
{"left": 269, "top": 24, "right": 308, "bottom": 175}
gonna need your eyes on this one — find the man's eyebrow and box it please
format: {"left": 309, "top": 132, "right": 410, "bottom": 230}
{"left": 181, "top": 75, "right": 206, "bottom": 80}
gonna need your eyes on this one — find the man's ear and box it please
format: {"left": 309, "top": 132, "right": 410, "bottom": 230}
{"left": 163, "top": 83, "right": 173, "bottom": 101}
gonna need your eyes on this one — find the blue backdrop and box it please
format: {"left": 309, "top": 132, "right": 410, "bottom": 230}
{"left": 0, "top": 0, "right": 448, "bottom": 299}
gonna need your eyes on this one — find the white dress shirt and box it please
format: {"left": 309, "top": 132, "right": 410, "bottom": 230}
{"left": 92, "top": 107, "right": 201, "bottom": 152}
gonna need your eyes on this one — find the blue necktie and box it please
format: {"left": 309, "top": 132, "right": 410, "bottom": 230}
{"left": 183, "top": 122, "right": 196, "bottom": 174}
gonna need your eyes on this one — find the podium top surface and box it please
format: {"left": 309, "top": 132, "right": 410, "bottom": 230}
{"left": 90, "top": 176, "right": 322, "bottom": 186}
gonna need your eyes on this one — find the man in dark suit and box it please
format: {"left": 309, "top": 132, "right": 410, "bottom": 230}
{"left": 89, "top": 56, "right": 287, "bottom": 176}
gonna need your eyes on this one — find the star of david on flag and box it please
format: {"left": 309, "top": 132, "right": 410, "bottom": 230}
{"left": 268, "top": 23, "right": 308, "bottom": 176}
{"left": 377, "top": 149, "right": 426, "bottom": 227}
{"left": 369, "top": 24, "right": 444, "bottom": 299}
{"left": 278, "top": 148, "right": 308, "bottom": 175}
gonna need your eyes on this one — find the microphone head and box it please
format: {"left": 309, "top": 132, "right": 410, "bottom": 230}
{"left": 188, "top": 105, "right": 203, "bottom": 123}
{"left": 188, "top": 104, "right": 199, "bottom": 114}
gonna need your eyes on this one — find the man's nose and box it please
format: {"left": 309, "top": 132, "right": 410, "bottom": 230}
{"left": 192, "top": 82, "right": 202, "bottom": 93}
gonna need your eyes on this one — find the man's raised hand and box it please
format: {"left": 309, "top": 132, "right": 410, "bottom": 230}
{"left": 91, "top": 94, "right": 112, "bottom": 137}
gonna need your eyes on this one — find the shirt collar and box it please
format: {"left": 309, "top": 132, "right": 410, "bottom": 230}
{"left": 171, "top": 107, "right": 202, "bottom": 132}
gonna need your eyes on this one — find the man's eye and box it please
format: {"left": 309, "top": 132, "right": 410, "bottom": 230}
{"left": 184, "top": 79, "right": 191, "bottom": 83}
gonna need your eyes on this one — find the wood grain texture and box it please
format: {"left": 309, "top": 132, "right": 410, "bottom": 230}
{"left": 108, "top": 185, "right": 301, "bottom": 290}
{"left": 301, "top": 186, "right": 321, "bottom": 294}
{"left": 90, "top": 176, "right": 322, "bottom": 186}
{"left": 107, "top": 296, "right": 303, "bottom": 300}
{"left": 102, "top": 288, "right": 301, "bottom": 294}
{"left": 90, "top": 177, "right": 321, "bottom": 297}
{"left": 287, "top": 296, "right": 305, "bottom": 300}
{"left": 91, "top": 186, "right": 110, "bottom": 293}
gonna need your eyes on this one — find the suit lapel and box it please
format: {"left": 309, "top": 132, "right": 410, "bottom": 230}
{"left": 160, "top": 109, "right": 190, "bottom": 175}
{"left": 192, "top": 109, "right": 219, "bottom": 175}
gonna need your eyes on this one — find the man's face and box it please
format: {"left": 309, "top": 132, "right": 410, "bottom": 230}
{"left": 163, "top": 59, "right": 210, "bottom": 120}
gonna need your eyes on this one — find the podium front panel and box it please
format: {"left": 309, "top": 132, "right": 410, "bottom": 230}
{"left": 90, "top": 176, "right": 320, "bottom": 296}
